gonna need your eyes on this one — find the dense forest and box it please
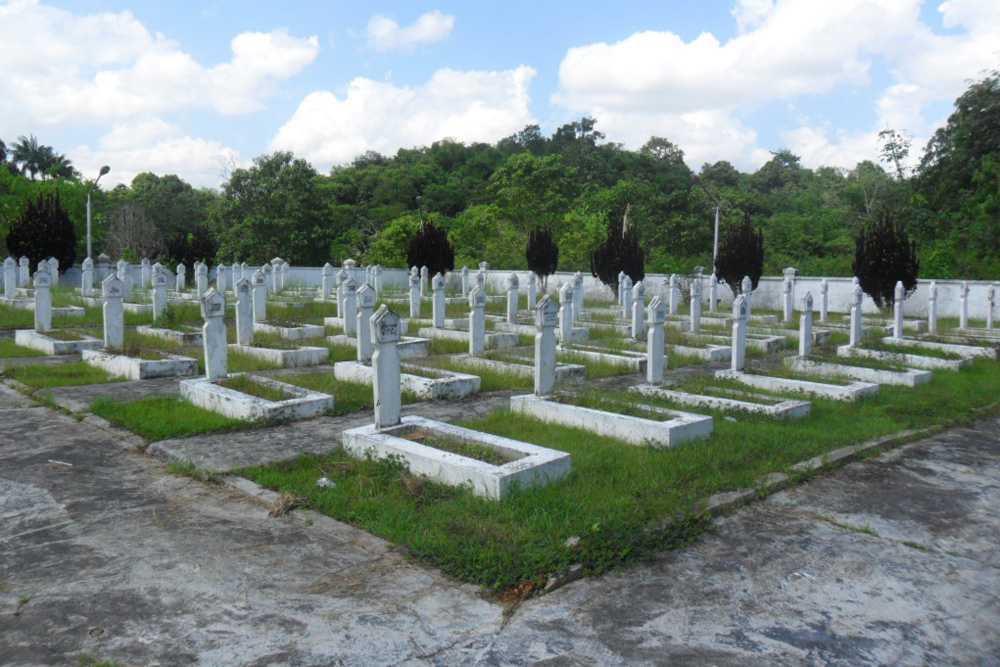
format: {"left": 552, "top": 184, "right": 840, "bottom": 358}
{"left": 2, "top": 70, "right": 998, "bottom": 279}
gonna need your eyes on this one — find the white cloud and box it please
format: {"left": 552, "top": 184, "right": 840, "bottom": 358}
{"left": 365, "top": 10, "right": 455, "bottom": 52}
{"left": 269, "top": 66, "right": 536, "bottom": 169}
{"left": 553, "top": 0, "right": 1000, "bottom": 171}
{"left": 0, "top": 0, "right": 320, "bottom": 126}
{"left": 74, "top": 120, "right": 239, "bottom": 189}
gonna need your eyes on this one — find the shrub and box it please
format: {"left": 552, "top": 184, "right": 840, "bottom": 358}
{"left": 406, "top": 219, "right": 455, "bottom": 278}
{"left": 714, "top": 211, "right": 764, "bottom": 296}
{"left": 852, "top": 211, "right": 919, "bottom": 310}
{"left": 5, "top": 189, "right": 76, "bottom": 269}
{"left": 525, "top": 226, "right": 559, "bottom": 289}
{"left": 590, "top": 209, "right": 645, "bottom": 296}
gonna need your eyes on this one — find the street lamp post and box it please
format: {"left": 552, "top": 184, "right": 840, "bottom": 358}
{"left": 86, "top": 165, "right": 110, "bottom": 261}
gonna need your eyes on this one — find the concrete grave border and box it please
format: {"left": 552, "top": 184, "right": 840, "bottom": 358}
{"left": 179, "top": 373, "right": 333, "bottom": 421}
{"left": 82, "top": 349, "right": 199, "bottom": 380}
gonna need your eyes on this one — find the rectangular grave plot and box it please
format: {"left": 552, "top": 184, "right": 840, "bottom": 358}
{"left": 179, "top": 374, "right": 333, "bottom": 421}
{"left": 342, "top": 416, "right": 571, "bottom": 500}
{"left": 631, "top": 384, "right": 811, "bottom": 419}
{"left": 82, "top": 349, "right": 198, "bottom": 381}
{"left": 14, "top": 329, "right": 103, "bottom": 355}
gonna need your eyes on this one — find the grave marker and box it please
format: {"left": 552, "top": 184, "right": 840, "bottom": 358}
{"left": 799, "top": 292, "right": 814, "bottom": 357}
{"left": 731, "top": 294, "right": 748, "bottom": 371}
{"left": 433, "top": 272, "right": 447, "bottom": 328}
{"left": 621, "top": 276, "right": 633, "bottom": 319}
{"left": 47, "top": 258, "right": 59, "bottom": 284}
{"left": 709, "top": 272, "right": 718, "bottom": 312}
{"left": 741, "top": 275, "right": 753, "bottom": 315}
{"left": 409, "top": 272, "right": 421, "bottom": 318}
{"left": 420, "top": 266, "right": 429, "bottom": 297}
{"left": 175, "top": 263, "right": 186, "bottom": 292}
{"left": 819, "top": 279, "right": 829, "bottom": 323}
{"left": 558, "top": 282, "right": 574, "bottom": 345}
{"left": 152, "top": 268, "right": 169, "bottom": 321}
{"left": 469, "top": 284, "right": 487, "bottom": 356}
{"left": 668, "top": 274, "right": 679, "bottom": 315}
{"left": 988, "top": 284, "right": 996, "bottom": 330}
{"left": 959, "top": 281, "right": 969, "bottom": 329}
{"left": 849, "top": 283, "right": 864, "bottom": 347}
{"left": 631, "top": 281, "right": 646, "bottom": 339}
{"left": 647, "top": 296, "right": 666, "bottom": 384}
{"left": 506, "top": 273, "right": 520, "bottom": 323}
{"left": 3, "top": 257, "right": 16, "bottom": 299}
{"left": 336, "top": 268, "right": 348, "bottom": 316}
{"left": 140, "top": 258, "right": 151, "bottom": 289}
{"left": 891, "top": 281, "right": 905, "bottom": 340}
{"left": 527, "top": 272, "right": 537, "bottom": 310}
{"left": 782, "top": 275, "right": 794, "bottom": 322}
{"left": 201, "top": 288, "right": 228, "bottom": 381}
{"left": 252, "top": 270, "right": 267, "bottom": 323}
{"left": 535, "top": 295, "right": 559, "bottom": 396}
{"left": 357, "top": 283, "right": 377, "bottom": 363}
{"left": 18, "top": 257, "right": 29, "bottom": 287}
{"left": 690, "top": 279, "right": 703, "bottom": 333}
{"left": 196, "top": 263, "right": 208, "bottom": 298}
{"left": 321, "top": 263, "right": 334, "bottom": 301}
{"left": 343, "top": 277, "right": 358, "bottom": 336}
{"left": 928, "top": 281, "right": 938, "bottom": 335}
{"left": 81, "top": 257, "right": 94, "bottom": 297}
{"left": 234, "top": 277, "right": 253, "bottom": 346}
{"left": 573, "top": 272, "right": 584, "bottom": 321}
{"left": 371, "top": 305, "right": 402, "bottom": 429}
{"left": 461, "top": 266, "right": 469, "bottom": 296}
{"left": 102, "top": 275, "right": 124, "bottom": 348}
{"left": 33, "top": 268, "right": 52, "bottom": 332}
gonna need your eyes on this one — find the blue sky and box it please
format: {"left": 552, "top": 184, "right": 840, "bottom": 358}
{"left": 2, "top": 0, "right": 998, "bottom": 188}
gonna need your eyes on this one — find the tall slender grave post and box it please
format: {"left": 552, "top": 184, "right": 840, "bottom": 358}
{"left": 140, "top": 258, "right": 151, "bottom": 289}
{"left": 152, "top": 268, "right": 169, "bottom": 321}
{"left": 617, "top": 271, "right": 626, "bottom": 307}
{"left": 928, "top": 281, "right": 938, "bottom": 335}
{"left": 102, "top": 275, "right": 124, "bottom": 348}
{"left": 849, "top": 283, "right": 864, "bottom": 347}
{"left": 668, "top": 274, "right": 680, "bottom": 316}
{"left": 216, "top": 263, "right": 227, "bottom": 295}
{"left": 81, "top": 257, "right": 94, "bottom": 297}
{"left": 621, "top": 276, "right": 633, "bottom": 320}
{"left": 18, "top": 257, "right": 29, "bottom": 287}
{"left": 987, "top": 284, "right": 996, "bottom": 330}
{"left": 469, "top": 284, "right": 487, "bottom": 357}
{"left": 234, "top": 277, "right": 253, "bottom": 346}
{"left": 741, "top": 275, "right": 753, "bottom": 316}
{"left": 408, "top": 271, "right": 421, "bottom": 318}
{"left": 527, "top": 272, "right": 537, "bottom": 309}
{"left": 558, "top": 282, "right": 574, "bottom": 345}
{"left": 33, "top": 268, "right": 52, "bottom": 332}
{"left": 342, "top": 277, "right": 358, "bottom": 337}
{"left": 731, "top": 294, "right": 748, "bottom": 372}
{"left": 782, "top": 275, "right": 794, "bottom": 323}
{"left": 690, "top": 279, "right": 703, "bottom": 333}
{"left": 573, "top": 272, "right": 584, "bottom": 322}
{"left": 647, "top": 296, "right": 666, "bottom": 384}
{"left": 196, "top": 264, "right": 209, "bottom": 298}
{"left": 336, "top": 268, "right": 348, "bottom": 317}
{"left": 373, "top": 265, "right": 384, "bottom": 295}
{"left": 819, "top": 279, "right": 829, "bottom": 323}
{"left": 48, "top": 258, "right": 59, "bottom": 284}
{"left": 432, "top": 273, "right": 447, "bottom": 328}
{"left": 799, "top": 292, "right": 814, "bottom": 357}
{"left": 420, "top": 266, "right": 429, "bottom": 297}
{"left": 356, "top": 284, "right": 377, "bottom": 363}
{"left": 506, "top": 273, "right": 520, "bottom": 324}
{"left": 371, "top": 306, "right": 402, "bottom": 429}
{"left": 708, "top": 272, "right": 718, "bottom": 313}
{"left": 4, "top": 257, "right": 17, "bottom": 299}
{"left": 959, "top": 281, "right": 970, "bottom": 329}
{"left": 534, "top": 295, "right": 559, "bottom": 396}
{"left": 201, "top": 288, "right": 228, "bottom": 381}
{"left": 175, "top": 263, "right": 186, "bottom": 292}
{"left": 321, "top": 263, "right": 334, "bottom": 301}
{"left": 252, "top": 270, "right": 267, "bottom": 323}
{"left": 891, "top": 281, "right": 906, "bottom": 340}
{"left": 461, "top": 266, "right": 469, "bottom": 297}
{"left": 631, "top": 281, "right": 646, "bottom": 340}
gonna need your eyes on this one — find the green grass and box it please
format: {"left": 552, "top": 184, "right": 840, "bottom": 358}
{"left": 0, "top": 339, "right": 44, "bottom": 358}
{"left": 427, "top": 337, "right": 469, "bottom": 355}
{"left": 3, "top": 361, "right": 123, "bottom": 390}
{"left": 558, "top": 350, "right": 637, "bottom": 379}
{"left": 91, "top": 396, "right": 247, "bottom": 440}
{"left": 278, "top": 372, "right": 409, "bottom": 415}
{"left": 220, "top": 374, "right": 289, "bottom": 401}
{"left": 241, "top": 359, "right": 1000, "bottom": 595}
{"left": 422, "top": 355, "right": 533, "bottom": 392}
{"left": 326, "top": 341, "right": 357, "bottom": 363}
{"left": 871, "top": 340, "right": 965, "bottom": 360}
{"left": 0, "top": 304, "right": 35, "bottom": 329}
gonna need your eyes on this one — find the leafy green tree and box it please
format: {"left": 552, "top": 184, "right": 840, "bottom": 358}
{"left": 852, "top": 211, "right": 919, "bottom": 310}
{"left": 589, "top": 207, "right": 645, "bottom": 296}
{"left": 212, "top": 151, "right": 333, "bottom": 265}
{"left": 525, "top": 226, "right": 559, "bottom": 288}
{"left": 365, "top": 214, "right": 422, "bottom": 267}
{"left": 714, "top": 212, "right": 764, "bottom": 296}
{"left": 407, "top": 219, "right": 455, "bottom": 278}
{"left": 5, "top": 190, "right": 76, "bottom": 268}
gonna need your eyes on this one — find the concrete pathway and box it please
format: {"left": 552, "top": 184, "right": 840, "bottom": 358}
{"left": 1, "top": 382, "right": 998, "bottom": 665}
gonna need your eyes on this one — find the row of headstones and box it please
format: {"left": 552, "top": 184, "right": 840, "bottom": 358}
{"left": 3, "top": 257, "right": 60, "bottom": 298}
{"left": 77, "top": 257, "right": 292, "bottom": 299}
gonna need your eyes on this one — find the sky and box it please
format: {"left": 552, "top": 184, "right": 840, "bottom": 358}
{"left": 1, "top": 0, "right": 998, "bottom": 189}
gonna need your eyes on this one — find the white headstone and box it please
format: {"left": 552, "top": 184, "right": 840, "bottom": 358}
{"left": 469, "top": 284, "right": 487, "bottom": 357}
{"left": 461, "top": 266, "right": 469, "bottom": 297}
{"left": 33, "top": 268, "right": 52, "bottom": 332}
{"left": 102, "top": 275, "right": 124, "bottom": 348}
{"left": 799, "top": 292, "right": 814, "bottom": 357}
{"left": 558, "top": 282, "right": 574, "bottom": 345}
{"left": 631, "top": 281, "right": 646, "bottom": 340}
{"left": 782, "top": 275, "right": 794, "bottom": 323}
{"left": 321, "top": 263, "right": 334, "bottom": 301}
{"left": 432, "top": 273, "right": 447, "bottom": 328}
{"left": 891, "top": 281, "right": 906, "bottom": 340}
{"left": 343, "top": 277, "right": 358, "bottom": 337}
{"left": 252, "top": 270, "right": 267, "bottom": 323}
{"left": 409, "top": 272, "right": 421, "bottom": 318}
{"left": 3, "top": 257, "right": 16, "bottom": 299}
{"left": 819, "top": 279, "right": 829, "bottom": 323}
{"left": 279, "top": 262, "right": 289, "bottom": 292}
{"left": 371, "top": 305, "right": 402, "bottom": 429}
{"left": 573, "top": 272, "right": 584, "bottom": 320}
{"left": 19, "top": 256, "right": 30, "bottom": 287}
{"left": 47, "top": 258, "right": 59, "bottom": 283}
{"left": 373, "top": 265, "right": 384, "bottom": 295}
{"left": 476, "top": 269, "right": 486, "bottom": 291}
{"left": 621, "top": 276, "right": 633, "bottom": 320}
{"left": 741, "top": 275, "right": 753, "bottom": 315}
{"left": 535, "top": 295, "right": 559, "bottom": 396}
{"left": 731, "top": 294, "right": 749, "bottom": 372}
{"left": 152, "top": 268, "right": 169, "bottom": 321}
{"left": 987, "top": 284, "right": 996, "bottom": 330}
{"left": 506, "top": 273, "right": 520, "bottom": 324}
{"left": 668, "top": 274, "right": 680, "bottom": 316}
{"left": 420, "top": 266, "right": 429, "bottom": 297}
{"left": 336, "top": 268, "right": 349, "bottom": 316}
{"left": 928, "top": 281, "right": 938, "bottom": 335}
{"left": 175, "top": 263, "right": 186, "bottom": 292}
{"left": 849, "top": 284, "right": 864, "bottom": 347}
{"left": 232, "top": 262, "right": 241, "bottom": 285}
{"left": 690, "top": 279, "right": 703, "bottom": 334}
{"left": 527, "top": 272, "right": 537, "bottom": 310}
{"left": 357, "top": 284, "right": 377, "bottom": 363}
{"left": 234, "top": 277, "right": 253, "bottom": 346}
{"left": 216, "top": 264, "right": 228, "bottom": 295}
{"left": 262, "top": 263, "right": 274, "bottom": 296}
{"left": 709, "top": 273, "right": 718, "bottom": 313}
{"left": 141, "top": 258, "right": 151, "bottom": 289}
{"left": 81, "top": 257, "right": 94, "bottom": 297}
{"left": 196, "top": 264, "right": 209, "bottom": 298}
{"left": 201, "top": 288, "right": 228, "bottom": 381}
{"left": 617, "top": 271, "right": 626, "bottom": 306}
{"left": 647, "top": 296, "right": 667, "bottom": 384}
{"left": 959, "top": 281, "right": 969, "bottom": 329}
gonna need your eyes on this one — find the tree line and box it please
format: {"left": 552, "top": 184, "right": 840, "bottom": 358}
{"left": 2, "top": 70, "right": 998, "bottom": 279}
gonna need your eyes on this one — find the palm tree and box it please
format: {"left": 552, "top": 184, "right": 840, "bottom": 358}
{"left": 12, "top": 135, "right": 43, "bottom": 180}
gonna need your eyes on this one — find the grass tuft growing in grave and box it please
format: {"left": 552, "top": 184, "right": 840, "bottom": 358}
{"left": 0, "top": 339, "right": 45, "bottom": 358}
{"left": 241, "top": 358, "right": 1000, "bottom": 595}
{"left": 91, "top": 396, "right": 247, "bottom": 441}
{"left": 3, "top": 361, "right": 124, "bottom": 390}
{"left": 278, "top": 372, "right": 421, "bottom": 415}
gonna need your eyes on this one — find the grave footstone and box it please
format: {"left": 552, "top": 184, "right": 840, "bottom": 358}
{"left": 631, "top": 281, "right": 646, "bottom": 340}
{"left": 371, "top": 305, "right": 402, "bottom": 429}
{"left": 506, "top": 273, "right": 520, "bottom": 324}
{"left": 928, "top": 281, "right": 938, "bottom": 335}
{"left": 558, "top": 283, "right": 574, "bottom": 345}
{"left": 252, "top": 270, "right": 267, "bottom": 323}
{"left": 196, "top": 264, "right": 209, "bottom": 298}
{"left": 82, "top": 257, "right": 94, "bottom": 297}
{"left": 374, "top": 265, "right": 384, "bottom": 295}
{"left": 321, "top": 263, "right": 334, "bottom": 301}
{"left": 690, "top": 279, "right": 703, "bottom": 333}
{"left": 647, "top": 296, "right": 666, "bottom": 384}
{"left": 201, "top": 288, "right": 228, "bottom": 381}
{"left": 535, "top": 295, "right": 559, "bottom": 396}
{"left": 152, "top": 269, "right": 169, "bottom": 321}
{"left": 280, "top": 262, "right": 289, "bottom": 292}
{"left": 232, "top": 262, "right": 241, "bottom": 285}
{"left": 469, "top": 285, "right": 487, "bottom": 357}
{"left": 102, "top": 275, "right": 124, "bottom": 348}
{"left": 343, "top": 277, "right": 358, "bottom": 337}
{"left": 799, "top": 292, "right": 814, "bottom": 357}
{"left": 262, "top": 263, "right": 274, "bottom": 296}
{"left": 409, "top": 272, "right": 421, "bottom": 318}
{"left": 3, "top": 257, "right": 16, "bottom": 299}
{"left": 216, "top": 264, "right": 227, "bottom": 295}
{"left": 617, "top": 271, "right": 626, "bottom": 306}
{"left": 235, "top": 277, "right": 253, "bottom": 346}
{"left": 357, "top": 284, "right": 377, "bottom": 363}
{"left": 476, "top": 269, "right": 486, "bottom": 291}
{"left": 892, "top": 281, "right": 905, "bottom": 340}
{"left": 271, "top": 258, "right": 284, "bottom": 292}
{"left": 959, "top": 281, "right": 969, "bottom": 329}
{"left": 731, "top": 294, "right": 748, "bottom": 372}
{"left": 432, "top": 273, "right": 447, "bottom": 328}
{"left": 33, "top": 268, "right": 52, "bottom": 332}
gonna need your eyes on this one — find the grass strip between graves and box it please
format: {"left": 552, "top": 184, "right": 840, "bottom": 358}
{"left": 241, "top": 355, "right": 1000, "bottom": 597}
{"left": 0, "top": 339, "right": 45, "bottom": 358}
{"left": 91, "top": 396, "right": 247, "bottom": 441}
{"left": 3, "top": 361, "right": 124, "bottom": 390}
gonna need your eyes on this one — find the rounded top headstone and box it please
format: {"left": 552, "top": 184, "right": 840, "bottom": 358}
{"left": 235, "top": 277, "right": 251, "bottom": 296}
{"left": 371, "top": 305, "right": 401, "bottom": 344}
{"left": 358, "top": 283, "right": 377, "bottom": 308}
{"left": 33, "top": 269, "right": 51, "bottom": 288}
{"left": 102, "top": 274, "right": 123, "bottom": 297}
{"left": 432, "top": 273, "right": 445, "bottom": 289}
{"left": 894, "top": 281, "right": 905, "bottom": 300}
{"left": 4, "top": 257, "right": 15, "bottom": 268}
{"left": 469, "top": 284, "right": 487, "bottom": 308}
{"left": 536, "top": 295, "right": 559, "bottom": 327}
{"left": 929, "top": 281, "right": 937, "bottom": 298}
{"left": 507, "top": 273, "right": 519, "bottom": 289}
{"left": 201, "top": 288, "right": 226, "bottom": 318}
{"left": 253, "top": 270, "right": 266, "bottom": 286}
{"left": 154, "top": 270, "right": 168, "bottom": 287}
{"left": 82, "top": 257, "right": 94, "bottom": 270}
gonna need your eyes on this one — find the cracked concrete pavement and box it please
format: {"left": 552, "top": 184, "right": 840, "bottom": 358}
{"left": 1, "top": 381, "right": 998, "bottom": 665}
